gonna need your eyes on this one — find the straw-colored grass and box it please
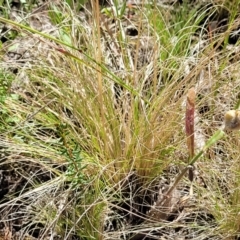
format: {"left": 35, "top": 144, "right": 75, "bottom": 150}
{"left": 1, "top": 0, "right": 240, "bottom": 239}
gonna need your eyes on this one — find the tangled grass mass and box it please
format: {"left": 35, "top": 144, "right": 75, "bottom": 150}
{"left": 1, "top": 0, "right": 240, "bottom": 239}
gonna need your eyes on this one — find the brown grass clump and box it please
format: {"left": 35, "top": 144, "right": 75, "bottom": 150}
{"left": 1, "top": 0, "right": 240, "bottom": 239}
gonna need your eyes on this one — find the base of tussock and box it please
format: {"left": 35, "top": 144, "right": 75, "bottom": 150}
{"left": 1, "top": 0, "right": 240, "bottom": 239}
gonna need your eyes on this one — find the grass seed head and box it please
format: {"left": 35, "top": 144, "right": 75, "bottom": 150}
{"left": 224, "top": 110, "right": 240, "bottom": 130}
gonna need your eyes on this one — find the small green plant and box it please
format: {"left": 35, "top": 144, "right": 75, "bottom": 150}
{"left": 0, "top": 69, "right": 21, "bottom": 129}
{"left": 58, "top": 123, "right": 89, "bottom": 187}
{"left": 0, "top": 69, "right": 13, "bottom": 101}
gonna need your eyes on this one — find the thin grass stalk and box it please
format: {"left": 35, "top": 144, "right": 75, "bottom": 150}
{"left": 185, "top": 87, "right": 195, "bottom": 185}
{"left": 158, "top": 87, "right": 226, "bottom": 206}
{"left": 185, "top": 87, "right": 195, "bottom": 161}
{"left": 159, "top": 129, "right": 225, "bottom": 207}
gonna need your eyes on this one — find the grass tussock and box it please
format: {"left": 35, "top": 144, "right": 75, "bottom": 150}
{"left": 1, "top": 0, "right": 240, "bottom": 239}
